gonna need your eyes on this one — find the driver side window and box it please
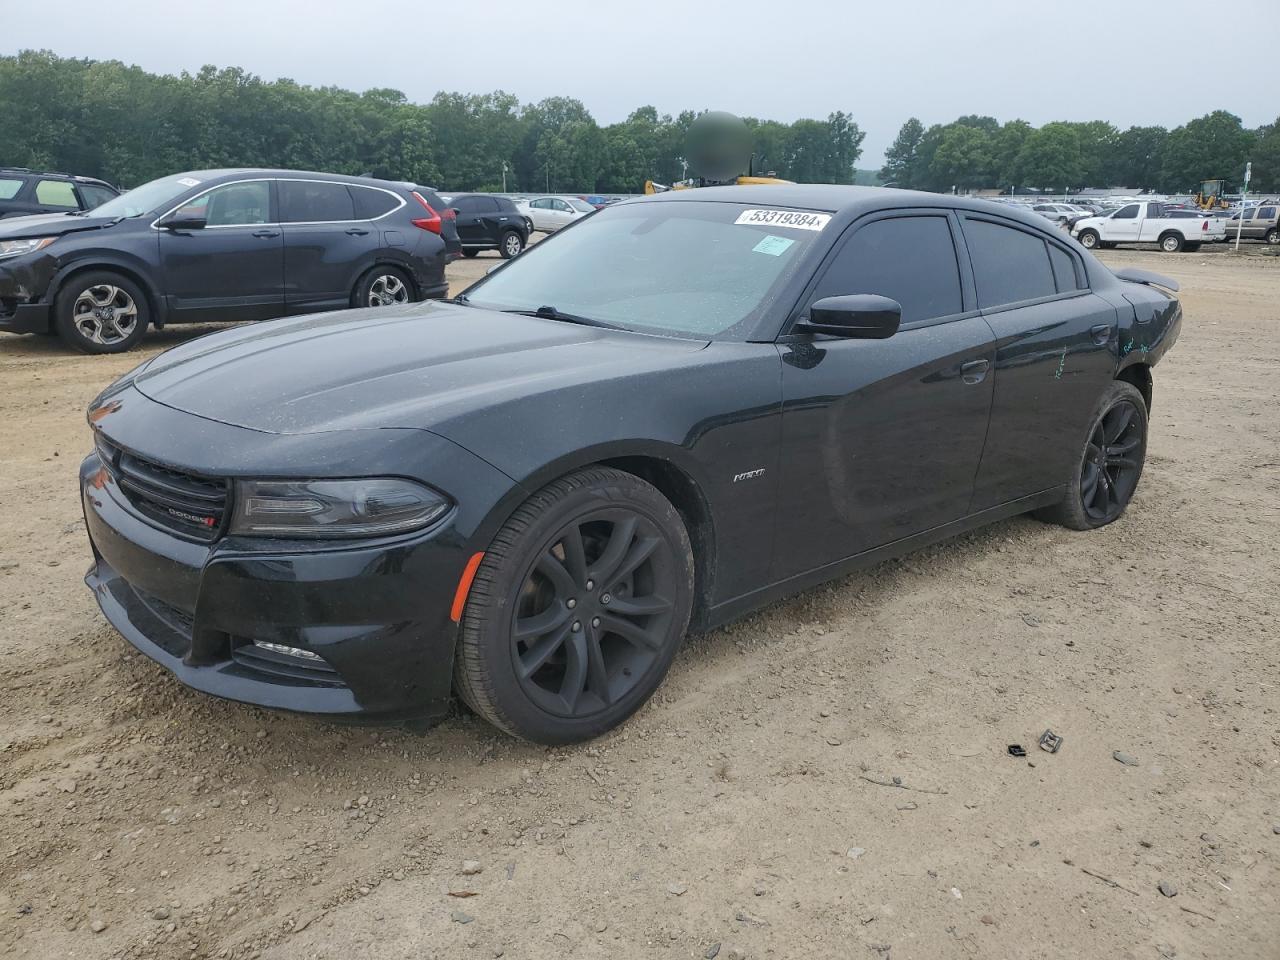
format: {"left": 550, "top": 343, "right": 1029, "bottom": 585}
{"left": 1113, "top": 204, "right": 1139, "bottom": 219}
{"left": 174, "top": 182, "right": 271, "bottom": 226}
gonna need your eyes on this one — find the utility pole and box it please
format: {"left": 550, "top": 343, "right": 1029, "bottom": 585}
{"left": 502, "top": 161, "right": 508, "bottom": 193}
{"left": 1234, "top": 161, "right": 1251, "bottom": 252}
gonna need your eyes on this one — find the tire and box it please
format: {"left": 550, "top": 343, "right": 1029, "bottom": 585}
{"left": 1159, "top": 232, "right": 1184, "bottom": 253}
{"left": 454, "top": 467, "right": 695, "bottom": 744}
{"left": 463, "top": 249, "right": 480, "bottom": 258}
{"left": 353, "top": 266, "right": 413, "bottom": 308}
{"left": 1266, "top": 228, "right": 1279, "bottom": 245}
{"left": 53, "top": 271, "right": 150, "bottom": 354}
{"left": 1183, "top": 242, "right": 1201, "bottom": 252}
{"left": 1036, "top": 380, "right": 1148, "bottom": 531}
{"left": 1077, "top": 229, "right": 1100, "bottom": 249}
{"left": 499, "top": 230, "right": 525, "bottom": 260}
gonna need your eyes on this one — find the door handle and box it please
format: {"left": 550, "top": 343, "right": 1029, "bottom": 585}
{"left": 960, "top": 359, "right": 990, "bottom": 384}
{"left": 1090, "top": 323, "right": 1112, "bottom": 345}
{"left": 251, "top": 229, "right": 279, "bottom": 238}
{"left": 345, "top": 227, "right": 370, "bottom": 236}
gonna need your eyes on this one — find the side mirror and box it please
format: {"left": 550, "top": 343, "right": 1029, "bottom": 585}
{"left": 794, "top": 294, "right": 901, "bottom": 339}
{"left": 159, "top": 213, "right": 207, "bottom": 231}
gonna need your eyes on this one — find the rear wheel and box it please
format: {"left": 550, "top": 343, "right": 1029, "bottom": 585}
{"left": 1036, "top": 381, "right": 1148, "bottom": 531}
{"left": 1077, "top": 229, "right": 1100, "bottom": 249}
{"left": 1159, "top": 232, "right": 1184, "bottom": 253}
{"left": 463, "top": 249, "right": 480, "bottom": 258}
{"left": 54, "top": 271, "right": 150, "bottom": 354}
{"left": 1266, "top": 228, "right": 1278, "bottom": 245}
{"left": 354, "top": 267, "right": 413, "bottom": 308}
{"left": 454, "top": 467, "right": 694, "bottom": 744}
{"left": 499, "top": 230, "right": 525, "bottom": 259}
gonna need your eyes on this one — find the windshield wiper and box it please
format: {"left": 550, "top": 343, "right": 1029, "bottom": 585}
{"left": 503, "top": 305, "right": 626, "bottom": 331}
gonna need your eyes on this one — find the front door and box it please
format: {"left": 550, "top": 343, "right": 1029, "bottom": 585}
{"left": 1107, "top": 202, "right": 1142, "bottom": 243}
{"left": 958, "top": 213, "right": 1119, "bottom": 509}
{"left": 158, "top": 180, "right": 283, "bottom": 322}
{"left": 772, "top": 211, "right": 996, "bottom": 581}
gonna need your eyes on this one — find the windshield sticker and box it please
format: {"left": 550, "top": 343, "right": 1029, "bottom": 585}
{"left": 735, "top": 208, "right": 830, "bottom": 231}
{"left": 176, "top": 177, "right": 202, "bottom": 187}
{"left": 752, "top": 235, "right": 795, "bottom": 257}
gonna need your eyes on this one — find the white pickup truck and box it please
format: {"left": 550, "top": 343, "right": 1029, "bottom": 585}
{"left": 1072, "top": 201, "right": 1227, "bottom": 253}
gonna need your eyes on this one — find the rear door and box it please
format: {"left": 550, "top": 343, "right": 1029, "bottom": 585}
{"left": 772, "top": 210, "right": 996, "bottom": 580}
{"left": 961, "top": 214, "right": 1118, "bottom": 510}
{"left": 279, "top": 179, "right": 380, "bottom": 313}
{"left": 157, "top": 179, "right": 284, "bottom": 322}
{"left": 1248, "top": 204, "right": 1275, "bottom": 240}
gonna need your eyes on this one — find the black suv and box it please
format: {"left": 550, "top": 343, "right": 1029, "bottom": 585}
{"left": 446, "top": 194, "right": 531, "bottom": 258}
{"left": 0, "top": 168, "right": 120, "bottom": 219}
{"left": 0, "top": 169, "right": 452, "bottom": 353}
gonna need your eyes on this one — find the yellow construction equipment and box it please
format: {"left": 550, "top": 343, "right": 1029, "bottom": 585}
{"left": 1193, "top": 179, "right": 1231, "bottom": 210}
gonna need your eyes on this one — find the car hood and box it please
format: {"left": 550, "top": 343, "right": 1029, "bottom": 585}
{"left": 0, "top": 212, "right": 122, "bottom": 239}
{"left": 132, "top": 301, "right": 709, "bottom": 436}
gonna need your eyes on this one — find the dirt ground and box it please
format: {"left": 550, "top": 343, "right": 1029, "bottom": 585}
{"left": 1, "top": 246, "right": 1278, "bottom": 960}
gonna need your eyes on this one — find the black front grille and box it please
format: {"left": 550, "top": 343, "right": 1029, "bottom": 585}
{"left": 96, "top": 434, "right": 230, "bottom": 541}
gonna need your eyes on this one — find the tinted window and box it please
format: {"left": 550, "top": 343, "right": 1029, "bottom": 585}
{"left": 0, "top": 178, "right": 23, "bottom": 200}
{"left": 1048, "top": 244, "right": 1080, "bottom": 292}
{"left": 173, "top": 181, "right": 271, "bottom": 225}
{"left": 812, "top": 216, "right": 962, "bottom": 325}
{"left": 415, "top": 188, "right": 446, "bottom": 211}
{"left": 351, "top": 186, "right": 399, "bottom": 219}
{"left": 280, "top": 180, "right": 354, "bottom": 222}
{"left": 475, "top": 197, "right": 500, "bottom": 213}
{"left": 1113, "top": 204, "right": 1139, "bottom": 219}
{"left": 495, "top": 197, "right": 519, "bottom": 213}
{"left": 35, "top": 179, "right": 78, "bottom": 207}
{"left": 1258, "top": 206, "right": 1277, "bottom": 219}
{"left": 451, "top": 196, "right": 481, "bottom": 214}
{"left": 964, "top": 218, "right": 1057, "bottom": 308}
{"left": 79, "top": 184, "right": 117, "bottom": 208}
{"left": 1147, "top": 203, "right": 1164, "bottom": 218}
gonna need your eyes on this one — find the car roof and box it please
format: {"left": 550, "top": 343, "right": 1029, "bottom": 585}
{"left": 0, "top": 167, "right": 115, "bottom": 188}
{"left": 628, "top": 184, "right": 1065, "bottom": 232}
{"left": 176, "top": 169, "right": 409, "bottom": 190}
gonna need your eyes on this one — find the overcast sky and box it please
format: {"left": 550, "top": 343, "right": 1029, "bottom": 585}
{"left": 3, "top": 0, "right": 1277, "bottom": 166}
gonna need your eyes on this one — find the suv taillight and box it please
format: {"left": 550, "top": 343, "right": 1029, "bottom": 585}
{"left": 410, "top": 192, "right": 442, "bottom": 234}
{"left": 1201, "top": 220, "right": 1208, "bottom": 231}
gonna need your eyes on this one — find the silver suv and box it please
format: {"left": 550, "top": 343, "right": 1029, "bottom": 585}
{"left": 1224, "top": 201, "right": 1279, "bottom": 244}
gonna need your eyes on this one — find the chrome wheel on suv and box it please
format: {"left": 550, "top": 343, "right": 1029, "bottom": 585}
{"left": 367, "top": 273, "right": 409, "bottom": 306}
{"left": 73, "top": 284, "right": 139, "bottom": 345}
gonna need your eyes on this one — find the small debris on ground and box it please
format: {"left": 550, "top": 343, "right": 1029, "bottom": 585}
{"left": 1113, "top": 751, "right": 1140, "bottom": 766}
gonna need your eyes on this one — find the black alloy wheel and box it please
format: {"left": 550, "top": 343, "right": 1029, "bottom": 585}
{"left": 1038, "top": 380, "right": 1148, "bottom": 530}
{"left": 454, "top": 467, "right": 694, "bottom": 743}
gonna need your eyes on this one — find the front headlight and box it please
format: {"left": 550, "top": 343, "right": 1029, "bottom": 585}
{"left": 0, "top": 237, "right": 56, "bottom": 259}
{"left": 229, "top": 478, "right": 451, "bottom": 538}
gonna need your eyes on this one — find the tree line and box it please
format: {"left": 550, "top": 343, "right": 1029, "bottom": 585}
{"left": 3, "top": 51, "right": 1277, "bottom": 196}
{"left": 0, "top": 51, "right": 864, "bottom": 193}
{"left": 880, "top": 112, "right": 1280, "bottom": 195}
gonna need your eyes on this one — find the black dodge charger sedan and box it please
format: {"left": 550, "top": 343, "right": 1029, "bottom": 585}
{"left": 0, "top": 169, "right": 452, "bottom": 353}
{"left": 80, "top": 185, "right": 1181, "bottom": 743}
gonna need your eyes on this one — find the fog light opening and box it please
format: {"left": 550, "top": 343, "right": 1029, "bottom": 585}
{"left": 253, "top": 641, "right": 324, "bottom": 662}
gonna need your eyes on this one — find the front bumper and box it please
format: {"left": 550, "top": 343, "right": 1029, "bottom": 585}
{"left": 0, "top": 300, "right": 51, "bottom": 334}
{"left": 0, "top": 257, "right": 53, "bottom": 333}
{"left": 79, "top": 388, "right": 518, "bottom": 722}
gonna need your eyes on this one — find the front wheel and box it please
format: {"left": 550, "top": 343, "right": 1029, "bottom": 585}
{"left": 54, "top": 271, "right": 150, "bottom": 354}
{"left": 1159, "top": 232, "right": 1184, "bottom": 253}
{"left": 454, "top": 467, "right": 695, "bottom": 744}
{"left": 354, "top": 267, "right": 413, "bottom": 308}
{"left": 1036, "top": 380, "right": 1148, "bottom": 531}
{"left": 1077, "top": 230, "right": 1100, "bottom": 249}
{"left": 499, "top": 230, "right": 525, "bottom": 259}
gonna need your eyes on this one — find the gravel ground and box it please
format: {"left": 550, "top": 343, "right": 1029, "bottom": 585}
{"left": 1, "top": 247, "right": 1277, "bottom": 960}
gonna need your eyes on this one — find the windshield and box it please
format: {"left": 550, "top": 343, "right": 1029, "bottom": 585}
{"left": 90, "top": 174, "right": 207, "bottom": 218}
{"left": 462, "top": 200, "right": 827, "bottom": 340}
{"left": 566, "top": 197, "right": 596, "bottom": 212}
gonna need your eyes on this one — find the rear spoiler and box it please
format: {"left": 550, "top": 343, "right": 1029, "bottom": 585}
{"left": 1112, "top": 267, "right": 1179, "bottom": 292}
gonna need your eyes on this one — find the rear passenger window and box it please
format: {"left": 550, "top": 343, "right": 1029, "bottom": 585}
{"left": 1259, "top": 206, "right": 1277, "bottom": 219}
{"left": 811, "top": 215, "right": 962, "bottom": 325}
{"left": 351, "top": 186, "right": 400, "bottom": 219}
{"left": 0, "top": 178, "right": 23, "bottom": 200}
{"left": 1048, "top": 244, "right": 1080, "bottom": 292}
{"left": 964, "top": 219, "right": 1057, "bottom": 308}
{"left": 35, "top": 180, "right": 78, "bottom": 207}
{"left": 280, "top": 181, "right": 355, "bottom": 222}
